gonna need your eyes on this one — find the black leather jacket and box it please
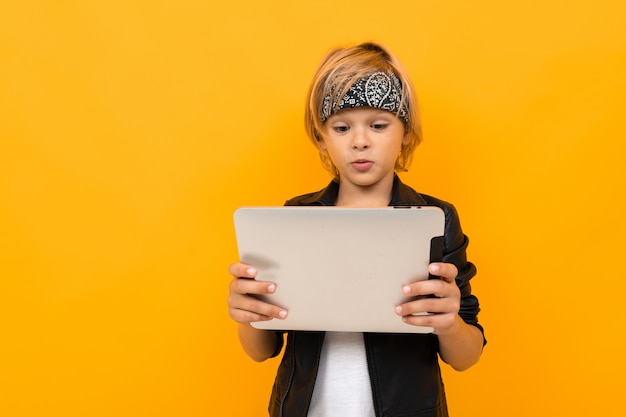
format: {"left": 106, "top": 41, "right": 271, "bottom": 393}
{"left": 267, "top": 176, "right": 485, "bottom": 417}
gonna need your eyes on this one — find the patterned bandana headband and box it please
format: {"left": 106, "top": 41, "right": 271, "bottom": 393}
{"left": 321, "top": 71, "right": 408, "bottom": 123}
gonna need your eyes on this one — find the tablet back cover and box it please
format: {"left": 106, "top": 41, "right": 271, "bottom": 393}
{"left": 233, "top": 206, "right": 444, "bottom": 333}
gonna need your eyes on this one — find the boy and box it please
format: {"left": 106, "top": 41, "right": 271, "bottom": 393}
{"left": 227, "top": 42, "right": 485, "bottom": 417}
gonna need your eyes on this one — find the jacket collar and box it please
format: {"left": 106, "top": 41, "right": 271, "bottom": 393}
{"left": 296, "top": 174, "right": 427, "bottom": 206}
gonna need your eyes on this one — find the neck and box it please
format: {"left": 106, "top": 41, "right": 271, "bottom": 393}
{"left": 335, "top": 176, "right": 395, "bottom": 208}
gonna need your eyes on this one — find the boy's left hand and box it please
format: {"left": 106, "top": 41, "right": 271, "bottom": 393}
{"left": 395, "top": 262, "right": 462, "bottom": 335}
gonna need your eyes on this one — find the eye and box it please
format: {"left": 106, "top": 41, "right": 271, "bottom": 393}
{"left": 332, "top": 125, "right": 350, "bottom": 133}
{"left": 371, "top": 123, "right": 388, "bottom": 130}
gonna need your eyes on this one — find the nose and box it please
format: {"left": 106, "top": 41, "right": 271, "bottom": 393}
{"left": 351, "top": 128, "right": 369, "bottom": 150}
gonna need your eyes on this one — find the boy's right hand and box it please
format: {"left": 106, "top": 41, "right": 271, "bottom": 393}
{"left": 227, "top": 262, "right": 288, "bottom": 325}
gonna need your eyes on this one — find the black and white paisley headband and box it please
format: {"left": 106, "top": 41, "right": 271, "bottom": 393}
{"left": 321, "top": 71, "right": 408, "bottom": 123}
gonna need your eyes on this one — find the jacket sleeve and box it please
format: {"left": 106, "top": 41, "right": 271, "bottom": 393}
{"left": 269, "top": 331, "right": 285, "bottom": 358}
{"left": 440, "top": 202, "right": 486, "bottom": 342}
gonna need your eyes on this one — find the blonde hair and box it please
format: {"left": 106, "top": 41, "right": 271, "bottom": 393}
{"left": 305, "top": 42, "right": 422, "bottom": 176}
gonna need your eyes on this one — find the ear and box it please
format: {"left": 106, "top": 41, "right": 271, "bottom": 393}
{"left": 402, "top": 132, "right": 411, "bottom": 146}
{"left": 316, "top": 135, "right": 327, "bottom": 151}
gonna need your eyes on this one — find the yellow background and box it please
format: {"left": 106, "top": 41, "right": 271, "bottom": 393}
{"left": 1, "top": 1, "right": 625, "bottom": 416}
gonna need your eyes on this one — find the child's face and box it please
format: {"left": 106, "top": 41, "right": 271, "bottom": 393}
{"left": 319, "top": 107, "right": 409, "bottom": 190}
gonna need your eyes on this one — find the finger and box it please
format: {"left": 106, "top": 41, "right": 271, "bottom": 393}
{"left": 396, "top": 295, "right": 459, "bottom": 316}
{"left": 428, "top": 262, "right": 458, "bottom": 283}
{"left": 403, "top": 278, "right": 460, "bottom": 299}
{"left": 229, "top": 306, "right": 286, "bottom": 324}
{"left": 230, "top": 276, "right": 276, "bottom": 296}
{"left": 229, "top": 294, "right": 288, "bottom": 323}
{"left": 228, "top": 262, "right": 257, "bottom": 279}
{"left": 231, "top": 309, "right": 274, "bottom": 324}
{"left": 400, "top": 311, "right": 458, "bottom": 333}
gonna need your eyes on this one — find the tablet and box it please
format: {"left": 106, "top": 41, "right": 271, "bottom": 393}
{"left": 233, "top": 206, "right": 444, "bottom": 333}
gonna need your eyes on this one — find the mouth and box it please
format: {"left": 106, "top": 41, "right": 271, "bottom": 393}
{"left": 351, "top": 159, "right": 374, "bottom": 171}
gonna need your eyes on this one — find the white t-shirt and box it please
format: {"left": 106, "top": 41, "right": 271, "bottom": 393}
{"left": 307, "top": 332, "right": 375, "bottom": 417}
